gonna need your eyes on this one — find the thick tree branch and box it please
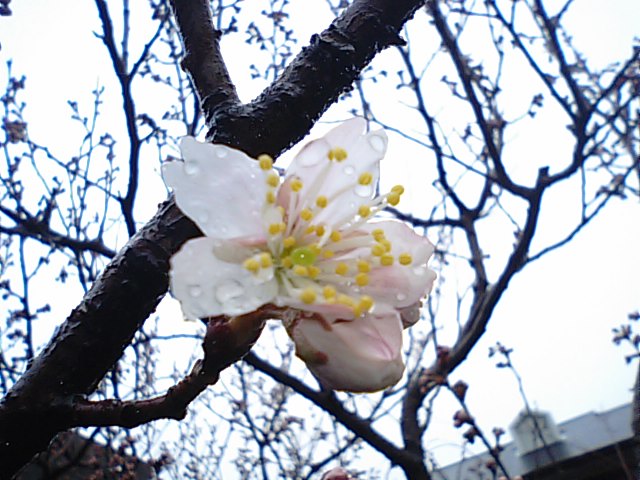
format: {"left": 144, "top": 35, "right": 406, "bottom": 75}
{"left": 0, "top": 0, "right": 425, "bottom": 476}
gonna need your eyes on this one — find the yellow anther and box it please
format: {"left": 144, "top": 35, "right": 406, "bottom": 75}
{"left": 283, "top": 236, "right": 296, "bottom": 249}
{"left": 268, "top": 222, "right": 286, "bottom": 235}
{"left": 335, "top": 263, "right": 349, "bottom": 275}
{"left": 380, "top": 254, "right": 394, "bottom": 266}
{"left": 328, "top": 147, "right": 348, "bottom": 161}
{"left": 258, "top": 154, "right": 273, "bottom": 170}
{"left": 330, "top": 231, "right": 342, "bottom": 242}
{"left": 358, "top": 172, "right": 373, "bottom": 186}
{"left": 399, "top": 253, "right": 413, "bottom": 265}
{"left": 305, "top": 225, "right": 316, "bottom": 235}
{"left": 372, "top": 229, "right": 385, "bottom": 241}
{"left": 300, "top": 208, "right": 313, "bottom": 221}
{"left": 259, "top": 252, "right": 272, "bottom": 268}
{"left": 337, "top": 294, "right": 356, "bottom": 307}
{"left": 380, "top": 239, "right": 392, "bottom": 252}
{"left": 371, "top": 244, "right": 385, "bottom": 257}
{"left": 293, "top": 265, "right": 309, "bottom": 276}
{"left": 243, "top": 258, "right": 260, "bottom": 273}
{"left": 358, "top": 205, "right": 371, "bottom": 218}
{"left": 266, "top": 191, "right": 276, "bottom": 204}
{"left": 308, "top": 265, "right": 321, "bottom": 279}
{"left": 281, "top": 256, "right": 293, "bottom": 268}
{"left": 309, "top": 243, "right": 322, "bottom": 255}
{"left": 357, "top": 260, "right": 371, "bottom": 273}
{"left": 291, "top": 178, "right": 304, "bottom": 192}
{"left": 300, "top": 288, "right": 317, "bottom": 304}
{"left": 323, "top": 285, "right": 336, "bottom": 301}
{"left": 355, "top": 272, "right": 369, "bottom": 287}
{"left": 392, "top": 185, "right": 405, "bottom": 194}
{"left": 358, "top": 295, "right": 374, "bottom": 312}
{"left": 266, "top": 173, "right": 280, "bottom": 187}
{"left": 315, "top": 225, "right": 326, "bottom": 237}
{"left": 316, "top": 196, "right": 328, "bottom": 208}
{"left": 387, "top": 191, "right": 401, "bottom": 206}
{"left": 322, "top": 250, "right": 335, "bottom": 259}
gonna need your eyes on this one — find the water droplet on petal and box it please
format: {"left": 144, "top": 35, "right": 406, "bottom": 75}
{"left": 396, "top": 292, "right": 407, "bottom": 302}
{"left": 188, "top": 285, "right": 203, "bottom": 297}
{"left": 368, "top": 134, "right": 386, "bottom": 153}
{"left": 215, "top": 280, "right": 244, "bottom": 303}
{"left": 343, "top": 165, "right": 355, "bottom": 175}
{"left": 413, "top": 266, "right": 427, "bottom": 276}
{"left": 214, "top": 147, "right": 228, "bottom": 158}
{"left": 184, "top": 162, "right": 199, "bottom": 176}
{"left": 354, "top": 184, "right": 372, "bottom": 197}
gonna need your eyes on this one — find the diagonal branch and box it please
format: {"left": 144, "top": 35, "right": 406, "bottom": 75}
{"left": 0, "top": 1, "right": 426, "bottom": 477}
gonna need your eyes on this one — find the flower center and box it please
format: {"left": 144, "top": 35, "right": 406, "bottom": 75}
{"left": 290, "top": 246, "right": 317, "bottom": 266}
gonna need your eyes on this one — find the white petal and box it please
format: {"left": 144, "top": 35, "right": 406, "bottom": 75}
{"left": 170, "top": 237, "right": 277, "bottom": 318}
{"left": 284, "top": 119, "right": 388, "bottom": 226}
{"left": 162, "top": 137, "right": 267, "bottom": 240}
{"left": 361, "top": 220, "right": 436, "bottom": 307}
{"left": 289, "top": 310, "right": 405, "bottom": 392}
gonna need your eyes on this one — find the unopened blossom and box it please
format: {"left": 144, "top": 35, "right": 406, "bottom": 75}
{"left": 163, "top": 118, "right": 436, "bottom": 392}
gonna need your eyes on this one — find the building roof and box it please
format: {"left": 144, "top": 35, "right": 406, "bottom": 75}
{"left": 434, "top": 403, "right": 634, "bottom": 480}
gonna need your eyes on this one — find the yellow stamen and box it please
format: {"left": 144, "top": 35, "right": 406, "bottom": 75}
{"left": 380, "top": 254, "right": 394, "bottom": 266}
{"left": 399, "top": 253, "right": 413, "bottom": 265}
{"left": 309, "top": 244, "right": 322, "bottom": 255}
{"left": 268, "top": 222, "right": 286, "bottom": 235}
{"left": 281, "top": 256, "right": 293, "bottom": 268}
{"left": 392, "top": 185, "right": 405, "bottom": 194}
{"left": 300, "top": 208, "right": 313, "bottom": 221}
{"left": 328, "top": 147, "right": 348, "bottom": 161}
{"left": 357, "top": 260, "right": 371, "bottom": 273}
{"left": 316, "top": 196, "right": 328, "bottom": 208}
{"left": 358, "top": 295, "right": 374, "bottom": 312}
{"left": 293, "top": 265, "right": 309, "bottom": 276}
{"left": 266, "top": 173, "right": 280, "bottom": 187}
{"left": 258, "top": 154, "right": 273, "bottom": 170}
{"left": 259, "top": 252, "right": 273, "bottom": 268}
{"left": 300, "top": 288, "right": 316, "bottom": 304}
{"left": 266, "top": 191, "right": 276, "bottom": 204}
{"left": 337, "top": 294, "right": 356, "bottom": 307}
{"left": 372, "top": 229, "right": 385, "bottom": 241}
{"left": 355, "top": 272, "right": 369, "bottom": 286}
{"left": 315, "top": 225, "right": 326, "bottom": 237}
{"left": 243, "top": 258, "right": 260, "bottom": 273}
{"left": 283, "top": 236, "right": 296, "bottom": 248}
{"left": 358, "top": 172, "right": 373, "bottom": 185}
{"left": 358, "top": 205, "right": 371, "bottom": 218}
{"left": 323, "top": 285, "right": 336, "bottom": 301}
{"left": 335, "top": 263, "right": 349, "bottom": 275}
{"left": 387, "top": 191, "right": 401, "bottom": 206}
{"left": 330, "top": 231, "right": 342, "bottom": 242}
{"left": 322, "top": 250, "right": 335, "bottom": 259}
{"left": 308, "top": 265, "right": 321, "bottom": 279}
{"left": 371, "top": 244, "right": 385, "bottom": 256}
{"left": 380, "top": 239, "right": 392, "bottom": 252}
{"left": 291, "top": 178, "right": 303, "bottom": 192}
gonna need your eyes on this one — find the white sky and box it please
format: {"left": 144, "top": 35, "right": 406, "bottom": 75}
{"left": 1, "top": 0, "right": 639, "bottom": 477}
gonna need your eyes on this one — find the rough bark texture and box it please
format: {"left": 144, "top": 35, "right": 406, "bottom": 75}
{"left": 0, "top": 0, "right": 424, "bottom": 477}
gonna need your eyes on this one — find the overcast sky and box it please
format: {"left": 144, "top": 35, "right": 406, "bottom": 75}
{"left": 2, "top": 0, "right": 639, "bottom": 476}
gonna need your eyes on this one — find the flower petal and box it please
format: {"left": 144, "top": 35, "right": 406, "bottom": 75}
{"left": 170, "top": 237, "right": 277, "bottom": 318}
{"left": 162, "top": 137, "right": 267, "bottom": 240}
{"left": 283, "top": 118, "right": 388, "bottom": 227}
{"left": 361, "top": 220, "right": 436, "bottom": 308}
{"left": 289, "top": 309, "right": 405, "bottom": 392}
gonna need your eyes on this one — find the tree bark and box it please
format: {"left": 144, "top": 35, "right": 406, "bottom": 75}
{"left": 0, "top": 1, "right": 424, "bottom": 477}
